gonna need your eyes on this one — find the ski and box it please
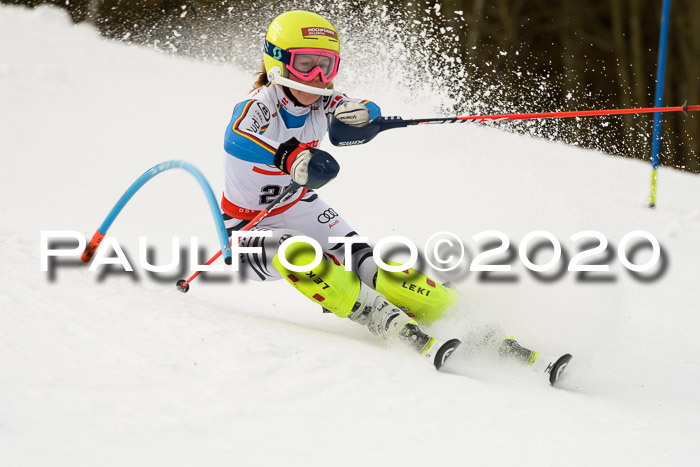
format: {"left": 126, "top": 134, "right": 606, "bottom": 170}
{"left": 500, "top": 336, "right": 573, "bottom": 386}
{"left": 429, "top": 338, "right": 462, "bottom": 370}
{"left": 542, "top": 353, "right": 573, "bottom": 386}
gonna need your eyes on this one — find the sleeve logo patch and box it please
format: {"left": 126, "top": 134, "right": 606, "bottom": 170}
{"left": 301, "top": 27, "right": 338, "bottom": 40}
{"left": 256, "top": 102, "right": 271, "bottom": 120}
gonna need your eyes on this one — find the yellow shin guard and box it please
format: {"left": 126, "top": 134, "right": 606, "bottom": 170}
{"left": 272, "top": 241, "right": 361, "bottom": 318}
{"left": 375, "top": 263, "right": 457, "bottom": 325}
{"left": 271, "top": 243, "right": 463, "bottom": 370}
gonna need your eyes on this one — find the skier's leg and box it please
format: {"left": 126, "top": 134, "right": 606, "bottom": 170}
{"left": 279, "top": 193, "right": 458, "bottom": 324}
{"left": 276, "top": 192, "right": 378, "bottom": 286}
{"left": 271, "top": 240, "right": 459, "bottom": 366}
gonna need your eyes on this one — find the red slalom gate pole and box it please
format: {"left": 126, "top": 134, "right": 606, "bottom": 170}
{"left": 176, "top": 183, "right": 301, "bottom": 293}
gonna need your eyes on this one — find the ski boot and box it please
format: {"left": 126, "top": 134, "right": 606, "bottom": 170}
{"left": 499, "top": 336, "right": 572, "bottom": 386}
{"left": 350, "top": 283, "right": 461, "bottom": 370}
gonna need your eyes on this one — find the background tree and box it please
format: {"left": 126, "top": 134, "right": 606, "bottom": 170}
{"left": 3, "top": 0, "right": 697, "bottom": 172}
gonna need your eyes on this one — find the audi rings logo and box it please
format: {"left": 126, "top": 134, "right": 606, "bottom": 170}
{"left": 317, "top": 208, "right": 338, "bottom": 224}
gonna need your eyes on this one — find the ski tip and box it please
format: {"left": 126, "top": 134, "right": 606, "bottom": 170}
{"left": 434, "top": 338, "right": 462, "bottom": 370}
{"left": 549, "top": 353, "right": 573, "bottom": 386}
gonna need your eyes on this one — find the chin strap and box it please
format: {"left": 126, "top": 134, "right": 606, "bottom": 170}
{"left": 267, "top": 66, "right": 333, "bottom": 96}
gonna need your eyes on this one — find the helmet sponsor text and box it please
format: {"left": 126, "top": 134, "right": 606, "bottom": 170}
{"left": 301, "top": 27, "right": 338, "bottom": 40}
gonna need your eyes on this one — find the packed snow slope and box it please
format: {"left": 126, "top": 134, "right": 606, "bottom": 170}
{"left": 2, "top": 6, "right": 699, "bottom": 466}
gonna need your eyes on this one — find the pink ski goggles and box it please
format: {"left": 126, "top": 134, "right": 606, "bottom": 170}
{"left": 286, "top": 48, "right": 341, "bottom": 83}
{"left": 265, "top": 40, "right": 341, "bottom": 83}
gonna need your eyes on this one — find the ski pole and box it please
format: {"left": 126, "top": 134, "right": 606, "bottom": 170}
{"left": 329, "top": 102, "right": 699, "bottom": 146}
{"left": 176, "top": 182, "right": 301, "bottom": 293}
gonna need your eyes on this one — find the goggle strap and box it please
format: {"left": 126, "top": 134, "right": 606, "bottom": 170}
{"left": 264, "top": 40, "right": 293, "bottom": 65}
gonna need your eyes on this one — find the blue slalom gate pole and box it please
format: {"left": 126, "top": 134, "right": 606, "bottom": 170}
{"left": 649, "top": 0, "right": 672, "bottom": 207}
{"left": 81, "top": 160, "right": 232, "bottom": 265}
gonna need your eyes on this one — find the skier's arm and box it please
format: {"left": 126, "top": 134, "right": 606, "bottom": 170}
{"left": 223, "top": 99, "right": 279, "bottom": 165}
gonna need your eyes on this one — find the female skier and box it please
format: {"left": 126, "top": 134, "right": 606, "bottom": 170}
{"left": 221, "top": 10, "right": 571, "bottom": 379}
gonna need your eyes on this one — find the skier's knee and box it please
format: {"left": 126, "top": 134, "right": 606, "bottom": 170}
{"left": 375, "top": 262, "right": 457, "bottom": 325}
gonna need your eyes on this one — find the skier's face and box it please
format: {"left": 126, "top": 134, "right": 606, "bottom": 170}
{"left": 287, "top": 72, "right": 327, "bottom": 106}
